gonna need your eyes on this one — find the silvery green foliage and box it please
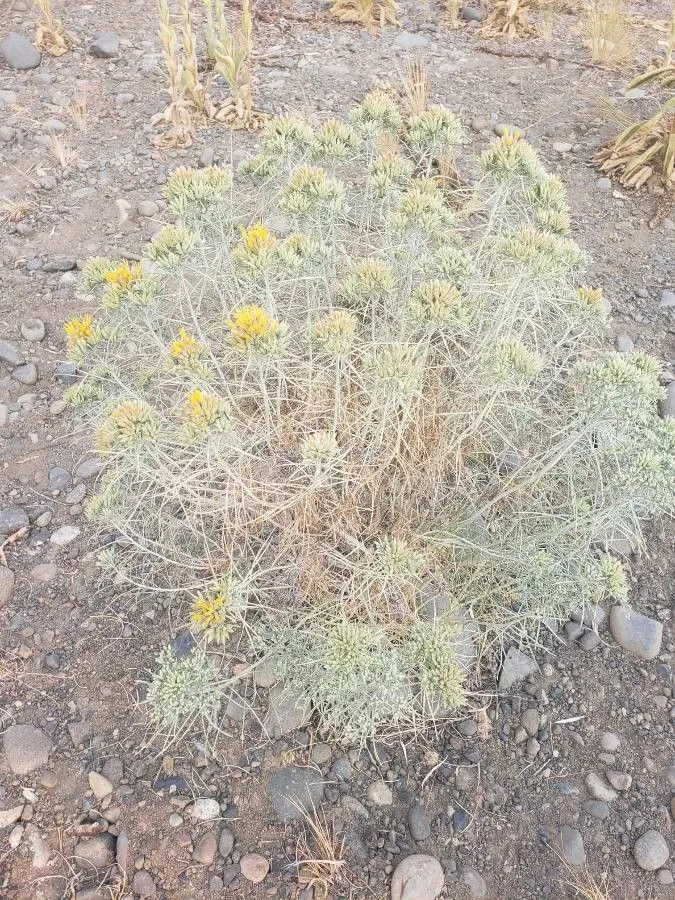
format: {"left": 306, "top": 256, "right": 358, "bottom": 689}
{"left": 147, "top": 647, "right": 221, "bottom": 730}
{"left": 68, "top": 94, "right": 674, "bottom": 742}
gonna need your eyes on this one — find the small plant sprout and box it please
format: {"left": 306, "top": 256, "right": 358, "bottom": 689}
{"left": 211, "top": 0, "right": 266, "bottom": 129}
{"left": 73, "top": 92, "right": 675, "bottom": 745}
{"left": 331, "top": 0, "right": 400, "bottom": 30}
{"left": 152, "top": 0, "right": 194, "bottom": 147}
{"left": 34, "top": 0, "right": 68, "bottom": 56}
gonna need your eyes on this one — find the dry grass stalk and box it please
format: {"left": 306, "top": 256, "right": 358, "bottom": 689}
{"left": 400, "top": 56, "right": 428, "bottom": 116}
{"left": 595, "top": 104, "right": 674, "bottom": 189}
{"left": 582, "top": 0, "right": 632, "bottom": 66}
{"left": 295, "top": 804, "right": 346, "bottom": 897}
{"left": 152, "top": 0, "right": 194, "bottom": 148}
{"left": 34, "top": 0, "right": 68, "bottom": 56}
{"left": 0, "top": 198, "right": 35, "bottom": 225}
{"left": 331, "top": 0, "right": 400, "bottom": 30}
{"left": 595, "top": 31, "right": 675, "bottom": 192}
{"left": 68, "top": 91, "right": 89, "bottom": 131}
{"left": 179, "top": 0, "right": 216, "bottom": 117}
{"left": 445, "top": 0, "right": 461, "bottom": 29}
{"left": 550, "top": 843, "right": 613, "bottom": 899}
{"left": 535, "top": 0, "right": 556, "bottom": 42}
{"left": 483, "top": 0, "right": 536, "bottom": 38}
{"left": 47, "top": 132, "right": 78, "bottom": 171}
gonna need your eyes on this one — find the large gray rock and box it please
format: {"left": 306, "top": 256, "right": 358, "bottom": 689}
{"left": 610, "top": 606, "right": 663, "bottom": 660}
{"left": 4, "top": 725, "right": 52, "bottom": 775}
{"left": 560, "top": 826, "right": 586, "bottom": 867}
{"left": 218, "top": 828, "right": 235, "bottom": 858}
{"left": 498, "top": 647, "right": 537, "bottom": 690}
{"left": 0, "top": 507, "right": 29, "bottom": 535}
{"left": 0, "top": 33, "right": 42, "bottom": 70}
{"left": 461, "top": 867, "right": 487, "bottom": 898}
{"left": 132, "top": 870, "right": 156, "bottom": 896}
{"left": 585, "top": 772, "right": 618, "bottom": 803}
{"left": 0, "top": 340, "right": 25, "bottom": 366}
{"left": 74, "top": 834, "right": 115, "bottom": 871}
{"left": 192, "top": 831, "right": 217, "bottom": 865}
{"left": 268, "top": 765, "right": 325, "bottom": 823}
{"left": 262, "top": 684, "right": 310, "bottom": 738}
{"left": 394, "top": 32, "right": 429, "bottom": 49}
{"left": 461, "top": 5, "right": 485, "bottom": 22}
{"left": 633, "top": 830, "right": 670, "bottom": 871}
{"left": 408, "top": 804, "right": 431, "bottom": 841}
{"left": 12, "top": 363, "right": 38, "bottom": 385}
{"left": 89, "top": 31, "right": 120, "bottom": 58}
{"left": 390, "top": 854, "right": 444, "bottom": 900}
{"left": 75, "top": 456, "right": 105, "bottom": 479}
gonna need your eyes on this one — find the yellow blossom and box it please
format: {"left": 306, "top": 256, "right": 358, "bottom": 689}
{"left": 241, "top": 223, "right": 277, "bottom": 253}
{"left": 64, "top": 314, "right": 95, "bottom": 344}
{"left": 228, "top": 305, "right": 281, "bottom": 352}
{"left": 577, "top": 285, "right": 606, "bottom": 314}
{"left": 170, "top": 328, "right": 203, "bottom": 365}
{"left": 191, "top": 584, "right": 236, "bottom": 643}
{"left": 104, "top": 261, "right": 143, "bottom": 290}
{"left": 186, "top": 389, "right": 230, "bottom": 434}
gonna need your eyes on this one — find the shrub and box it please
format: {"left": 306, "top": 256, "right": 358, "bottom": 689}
{"left": 69, "top": 95, "right": 675, "bottom": 743}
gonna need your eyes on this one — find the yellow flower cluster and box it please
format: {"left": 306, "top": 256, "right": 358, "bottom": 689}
{"left": 104, "top": 261, "right": 143, "bottom": 290}
{"left": 170, "top": 328, "right": 204, "bottom": 366}
{"left": 234, "top": 223, "right": 278, "bottom": 270}
{"left": 186, "top": 389, "right": 230, "bottom": 435}
{"left": 242, "top": 223, "right": 275, "bottom": 252}
{"left": 64, "top": 314, "right": 94, "bottom": 344}
{"left": 577, "top": 285, "right": 606, "bottom": 315}
{"left": 228, "top": 305, "right": 281, "bottom": 352}
{"left": 101, "top": 261, "right": 151, "bottom": 310}
{"left": 64, "top": 314, "right": 102, "bottom": 360}
{"left": 191, "top": 584, "right": 236, "bottom": 643}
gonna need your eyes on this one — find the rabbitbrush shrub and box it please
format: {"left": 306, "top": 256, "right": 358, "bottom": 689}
{"left": 68, "top": 92, "right": 675, "bottom": 743}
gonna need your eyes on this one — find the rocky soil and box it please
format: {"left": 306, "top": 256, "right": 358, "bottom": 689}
{"left": 0, "top": 0, "right": 673, "bottom": 897}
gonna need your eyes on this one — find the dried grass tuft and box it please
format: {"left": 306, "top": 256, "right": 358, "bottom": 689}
{"left": 582, "top": 0, "right": 633, "bottom": 66}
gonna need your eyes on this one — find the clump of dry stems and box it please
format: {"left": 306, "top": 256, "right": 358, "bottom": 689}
{"left": 34, "top": 0, "right": 68, "bottom": 56}
{"left": 582, "top": 0, "right": 632, "bottom": 66}
{"left": 0, "top": 198, "right": 35, "bottom": 225}
{"left": 330, "top": 0, "right": 400, "bottom": 30}
{"left": 295, "top": 805, "right": 346, "bottom": 898}
{"left": 153, "top": 0, "right": 195, "bottom": 147}
{"left": 483, "top": 0, "right": 536, "bottom": 38}
{"left": 445, "top": 0, "right": 461, "bottom": 29}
